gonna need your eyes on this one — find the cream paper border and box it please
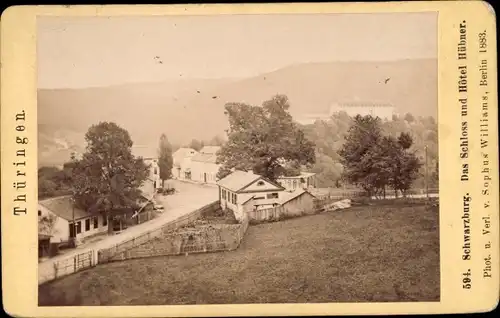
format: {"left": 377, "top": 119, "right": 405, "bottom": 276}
{"left": 1, "top": 2, "right": 498, "bottom": 317}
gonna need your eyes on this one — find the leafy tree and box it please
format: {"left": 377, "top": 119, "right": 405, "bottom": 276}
{"left": 208, "top": 135, "right": 225, "bottom": 146}
{"left": 339, "top": 115, "right": 421, "bottom": 197}
{"left": 216, "top": 94, "right": 316, "bottom": 181}
{"left": 158, "top": 133, "right": 173, "bottom": 187}
{"left": 188, "top": 139, "right": 204, "bottom": 151}
{"left": 404, "top": 112, "right": 415, "bottom": 123}
{"left": 71, "top": 122, "right": 149, "bottom": 232}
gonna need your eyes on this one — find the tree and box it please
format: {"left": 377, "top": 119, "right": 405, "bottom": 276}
{"left": 71, "top": 122, "right": 149, "bottom": 233}
{"left": 339, "top": 115, "right": 421, "bottom": 197}
{"left": 208, "top": 135, "right": 225, "bottom": 146}
{"left": 338, "top": 115, "right": 383, "bottom": 196}
{"left": 404, "top": 112, "right": 415, "bottom": 123}
{"left": 189, "top": 139, "right": 204, "bottom": 151}
{"left": 158, "top": 133, "right": 173, "bottom": 188}
{"left": 216, "top": 94, "right": 316, "bottom": 181}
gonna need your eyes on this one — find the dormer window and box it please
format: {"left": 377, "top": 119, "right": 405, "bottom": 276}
{"left": 38, "top": 210, "right": 42, "bottom": 216}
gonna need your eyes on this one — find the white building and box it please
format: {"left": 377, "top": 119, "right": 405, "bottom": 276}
{"left": 276, "top": 172, "right": 317, "bottom": 191}
{"left": 329, "top": 101, "right": 396, "bottom": 120}
{"left": 38, "top": 196, "right": 109, "bottom": 246}
{"left": 190, "top": 146, "right": 222, "bottom": 184}
{"left": 217, "top": 170, "right": 286, "bottom": 221}
{"left": 132, "top": 146, "right": 161, "bottom": 190}
{"left": 171, "top": 147, "right": 198, "bottom": 180}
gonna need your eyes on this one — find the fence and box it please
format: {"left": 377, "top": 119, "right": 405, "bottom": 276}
{"left": 98, "top": 200, "right": 220, "bottom": 263}
{"left": 102, "top": 214, "right": 250, "bottom": 262}
{"left": 38, "top": 250, "right": 95, "bottom": 284}
{"left": 247, "top": 206, "right": 285, "bottom": 222}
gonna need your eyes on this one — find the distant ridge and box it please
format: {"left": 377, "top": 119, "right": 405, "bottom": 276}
{"left": 38, "top": 58, "right": 437, "bottom": 167}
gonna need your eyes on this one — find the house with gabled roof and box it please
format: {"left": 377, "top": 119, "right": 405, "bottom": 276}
{"left": 190, "top": 146, "right": 221, "bottom": 184}
{"left": 38, "top": 196, "right": 109, "bottom": 246}
{"left": 216, "top": 170, "right": 285, "bottom": 221}
{"left": 132, "top": 145, "right": 161, "bottom": 190}
{"left": 171, "top": 147, "right": 198, "bottom": 180}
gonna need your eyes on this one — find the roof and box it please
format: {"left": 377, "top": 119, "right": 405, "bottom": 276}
{"left": 132, "top": 146, "right": 157, "bottom": 160}
{"left": 173, "top": 148, "right": 198, "bottom": 163}
{"left": 191, "top": 153, "right": 218, "bottom": 164}
{"left": 277, "top": 172, "right": 316, "bottom": 180}
{"left": 279, "top": 189, "right": 316, "bottom": 205}
{"left": 199, "top": 146, "right": 221, "bottom": 155}
{"left": 39, "top": 196, "right": 91, "bottom": 221}
{"left": 216, "top": 170, "right": 262, "bottom": 192}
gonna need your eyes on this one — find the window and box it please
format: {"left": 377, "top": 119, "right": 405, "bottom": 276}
{"left": 103, "top": 215, "right": 108, "bottom": 226}
{"left": 267, "top": 193, "right": 279, "bottom": 199}
{"left": 234, "top": 193, "right": 237, "bottom": 204}
{"left": 85, "top": 219, "right": 91, "bottom": 231}
{"left": 154, "top": 167, "right": 158, "bottom": 175}
{"left": 93, "top": 217, "right": 98, "bottom": 229}
{"left": 38, "top": 210, "right": 42, "bottom": 216}
{"left": 256, "top": 180, "right": 265, "bottom": 186}
{"left": 300, "top": 177, "right": 305, "bottom": 183}
{"left": 254, "top": 196, "right": 265, "bottom": 200}
{"left": 222, "top": 189, "right": 226, "bottom": 200}
{"left": 292, "top": 180, "right": 297, "bottom": 189}
{"left": 76, "top": 221, "right": 82, "bottom": 234}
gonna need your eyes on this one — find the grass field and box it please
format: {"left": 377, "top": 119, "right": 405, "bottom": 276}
{"left": 39, "top": 202, "right": 440, "bottom": 305}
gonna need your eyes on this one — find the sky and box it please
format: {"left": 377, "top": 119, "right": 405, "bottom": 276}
{"left": 37, "top": 12, "right": 437, "bottom": 89}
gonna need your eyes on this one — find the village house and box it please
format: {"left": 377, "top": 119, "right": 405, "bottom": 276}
{"left": 276, "top": 172, "right": 317, "bottom": 191}
{"left": 171, "top": 147, "right": 198, "bottom": 180}
{"left": 190, "top": 146, "right": 221, "bottom": 184}
{"left": 132, "top": 146, "right": 161, "bottom": 191}
{"left": 38, "top": 196, "right": 109, "bottom": 248}
{"left": 216, "top": 170, "right": 286, "bottom": 221}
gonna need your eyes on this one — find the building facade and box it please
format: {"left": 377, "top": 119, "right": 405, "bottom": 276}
{"left": 217, "top": 170, "right": 286, "bottom": 221}
{"left": 132, "top": 146, "right": 161, "bottom": 190}
{"left": 38, "top": 196, "right": 109, "bottom": 246}
{"left": 276, "top": 172, "right": 317, "bottom": 191}
{"left": 190, "top": 146, "right": 221, "bottom": 184}
{"left": 171, "top": 147, "right": 198, "bottom": 180}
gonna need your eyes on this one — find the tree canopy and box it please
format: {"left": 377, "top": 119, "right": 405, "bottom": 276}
{"left": 338, "top": 115, "right": 422, "bottom": 197}
{"left": 71, "top": 122, "right": 149, "bottom": 215}
{"left": 216, "top": 94, "right": 316, "bottom": 181}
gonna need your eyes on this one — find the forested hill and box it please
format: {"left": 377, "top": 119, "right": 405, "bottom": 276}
{"left": 301, "top": 112, "right": 438, "bottom": 188}
{"left": 38, "top": 58, "right": 436, "bottom": 167}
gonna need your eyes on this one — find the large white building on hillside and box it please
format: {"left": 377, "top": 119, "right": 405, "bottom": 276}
{"left": 329, "top": 101, "right": 396, "bottom": 120}
{"left": 296, "top": 100, "right": 397, "bottom": 125}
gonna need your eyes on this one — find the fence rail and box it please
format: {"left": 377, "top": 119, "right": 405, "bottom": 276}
{"left": 39, "top": 250, "right": 95, "bottom": 284}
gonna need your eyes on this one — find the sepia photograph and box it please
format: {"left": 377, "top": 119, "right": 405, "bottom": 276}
{"left": 36, "top": 12, "right": 440, "bottom": 306}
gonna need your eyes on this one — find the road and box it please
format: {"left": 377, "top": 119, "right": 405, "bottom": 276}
{"left": 38, "top": 180, "right": 218, "bottom": 284}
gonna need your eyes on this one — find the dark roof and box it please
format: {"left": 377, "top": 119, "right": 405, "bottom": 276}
{"left": 39, "top": 196, "right": 91, "bottom": 221}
